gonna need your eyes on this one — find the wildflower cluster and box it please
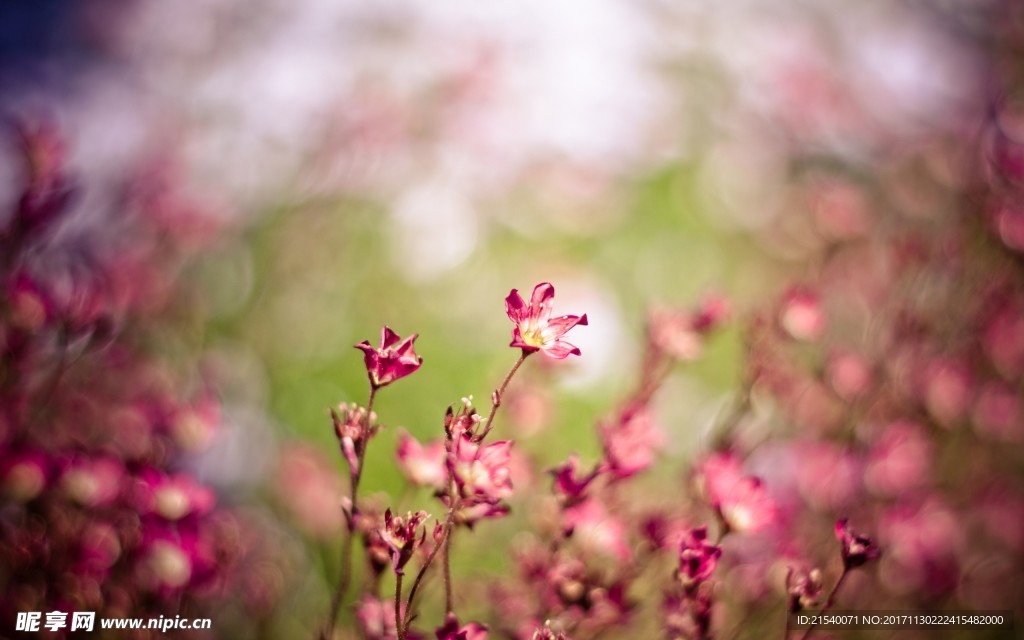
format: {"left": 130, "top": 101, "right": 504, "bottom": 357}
{"left": 0, "top": 122, "right": 277, "bottom": 632}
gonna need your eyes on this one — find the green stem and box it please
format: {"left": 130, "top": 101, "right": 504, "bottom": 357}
{"left": 322, "top": 385, "right": 378, "bottom": 640}
{"left": 395, "top": 572, "right": 405, "bottom": 640}
{"left": 798, "top": 569, "right": 848, "bottom": 640}
{"left": 477, "top": 352, "right": 529, "bottom": 441}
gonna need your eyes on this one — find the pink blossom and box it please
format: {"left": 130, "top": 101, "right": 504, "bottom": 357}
{"left": 922, "top": 358, "right": 972, "bottom": 427}
{"left": 676, "top": 526, "right": 722, "bottom": 588}
{"left": 449, "top": 433, "right": 514, "bottom": 508}
{"left": 562, "top": 500, "right": 632, "bottom": 562}
{"left": 599, "top": 405, "right": 664, "bottom": 480}
{"left": 532, "top": 625, "right": 570, "bottom": 640}
{"left": 864, "top": 421, "right": 933, "bottom": 497}
{"left": 396, "top": 430, "right": 447, "bottom": 490}
{"left": 648, "top": 294, "right": 730, "bottom": 361}
{"left": 785, "top": 566, "right": 823, "bottom": 613}
{"left": 550, "top": 454, "right": 601, "bottom": 506}
{"left": 835, "top": 518, "right": 880, "bottom": 570}
{"left": 356, "top": 596, "right": 400, "bottom": 640}
{"left": 59, "top": 457, "right": 124, "bottom": 508}
{"left": 778, "top": 289, "right": 826, "bottom": 342}
{"left": 355, "top": 326, "right": 423, "bottom": 388}
{"left": 275, "top": 444, "right": 344, "bottom": 539}
{"left": 135, "top": 469, "right": 217, "bottom": 521}
{"left": 435, "top": 612, "right": 489, "bottom": 640}
{"left": 506, "top": 282, "right": 588, "bottom": 359}
{"left": 971, "top": 382, "right": 1023, "bottom": 443}
{"left": 1, "top": 450, "right": 49, "bottom": 502}
{"left": 379, "top": 509, "right": 429, "bottom": 575}
{"left": 717, "top": 476, "right": 777, "bottom": 534}
{"left": 825, "top": 350, "right": 873, "bottom": 402}
{"left": 697, "top": 455, "right": 776, "bottom": 533}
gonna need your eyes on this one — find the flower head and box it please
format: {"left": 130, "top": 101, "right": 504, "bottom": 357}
{"left": 676, "top": 526, "right": 722, "bottom": 589}
{"left": 379, "top": 509, "right": 429, "bottom": 575}
{"left": 786, "top": 566, "right": 823, "bottom": 613}
{"left": 506, "top": 283, "right": 588, "bottom": 359}
{"left": 450, "top": 434, "right": 514, "bottom": 505}
{"left": 355, "top": 326, "right": 423, "bottom": 388}
{"left": 834, "top": 517, "right": 881, "bottom": 569}
{"left": 332, "top": 403, "right": 378, "bottom": 475}
{"left": 396, "top": 430, "right": 447, "bottom": 491}
{"left": 435, "top": 612, "right": 489, "bottom": 640}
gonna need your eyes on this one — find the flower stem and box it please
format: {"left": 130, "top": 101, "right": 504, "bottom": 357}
{"left": 798, "top": 569, "right": 848, "bottom": 640}
{"left": 402, "top": 507, "right": 455, "bottom": 631}
{"left": 477, "top": 352, "right": 529, "bottom": 441}
{"left": 443, "top": 525, "right": 455, "bottom": 613}
{"left": 322, "top": 385, "right": 378, "bottom": 640}
{"left": 395, "top": 572, "right": 405, "bottom": 640}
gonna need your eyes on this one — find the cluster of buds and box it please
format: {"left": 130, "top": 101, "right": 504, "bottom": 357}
{"left": 331, "top": 402, "right": 379, "bottom": 478}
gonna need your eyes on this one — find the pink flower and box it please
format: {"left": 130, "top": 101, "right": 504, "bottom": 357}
{"left": 356, "top": 596, "right": 403, "bottom": 640}
{"left": 778, "top": 288, "right": 826, "bottom": 342}
{"left": 449, "top": 434, "right": 514, "bottom": 508}
{"left": 563, "top": 499, "right": 632, "bottom": 562}
{"left": 506, "top": 282, "right": 588, "bottom": 359}
{"left": 697, "top": 454, "right": 776, "bottom": 533}
{"left": 599, "top": 405, "right": 664, "bottom": 480}
{"left": 716, "top": 476, "right": 777, "bottom": 534}
{"left": 550, "top": 454, "right": 601, "bottom": 506}
{"left": 834, "top": 518, "right": 880, "bottom": 569}
{"left": 355, "top": 326, "right": 423, "bottom": 388}
{"left": 379, "top": 509, "right": 429, "bottom": 575}
{"left": 435, "top": 613, "right": 489, "bottom": 640}
{"left": 396, "top": 430, "right": 447, "bottom": 490}
{"left": 648, "top": 294, "right": 730, "bottom": 361}
{"left": 676, "top": 526, "right": 722, "bottom": 589}
{"left": 785, "top": 566, "right": 823, "bottom": 613}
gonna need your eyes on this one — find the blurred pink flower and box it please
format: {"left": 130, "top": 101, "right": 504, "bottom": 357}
{"left": 922, "top": 358, "right": 972, "bottom": 427}
{"left": 697, "top": 453, "right": 776, "bottom": 533}
{"left": 785, "top": 566, "right": 823, "bottom": 613}
{"left": 717, "top": 476, "right": 777, "bottom": 534}
{"left": 778, "top": 289, "right": 826, "bottom": 342}
{"left": 648, "top": 294, "right": 730, "bottom": 361}
{"left": 355, "top": 326, "right": 423, "bottom": 388}
{"left": 275, "top": 444, "right": 344, "bottom": 540}
{"left": 396, "top": 430, "right": 447, "bottom": 490}
{"left": 562, "top": 500, "right": 631, "bottom": 562}
{"left": 550, "top": 454, "right": 601, "bottom": 506}
{"left": 599, "top": 405, "right": 664, "bottom": 480}
{"left": 435, "top": 612, "right": 489, "bottom": 640}
{"left": 864, "top": 421, "right": 933, "bottom": 497}
{"left": 506, "top": 282, "right": 588, "bottom": 359}
{"left": 676, "top": 526, "right": 722, "bottom": 589}
{"left": 835, "top": 518, "right": 880, "bottom": 570}
{"left": 825, "top": 350, "right": 873, "bottom": 402}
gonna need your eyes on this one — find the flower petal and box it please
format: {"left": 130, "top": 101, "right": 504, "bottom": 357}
{"left": 381, "top": 326, "right": 401, "bottom": 349}
{"left": 542, "top": 340, "right": 581, "bottom": 359}
{"left": 505, "top": 289, "right": 526, "bottom": 324}
{"left": 529, "top": 282, "right": 555, "bottom": 322}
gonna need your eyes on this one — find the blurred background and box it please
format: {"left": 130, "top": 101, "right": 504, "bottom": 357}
{"left": 1, "top": 0, "right": 1020, "bottom": 638}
